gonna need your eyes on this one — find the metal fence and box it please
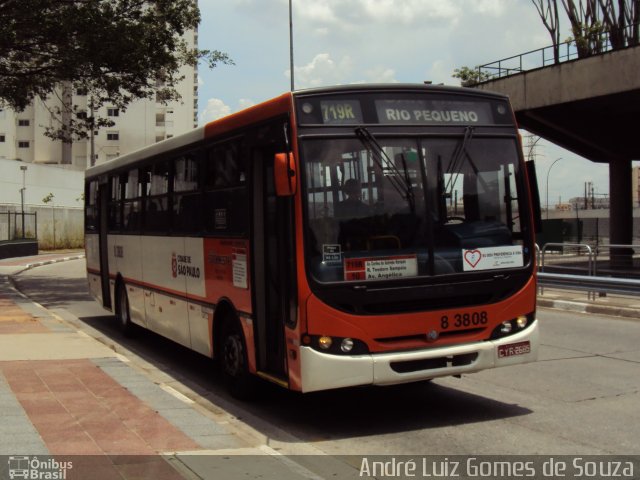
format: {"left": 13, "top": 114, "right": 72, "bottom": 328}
{"left": 0, "top": 211, "right": 38, "bottom": 241}
{"left": 476, "top": 24, "right": 639, "bottom": 82}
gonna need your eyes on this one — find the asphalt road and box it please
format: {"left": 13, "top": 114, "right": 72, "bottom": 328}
{"left": 12, "top": 259, "right": 640, "bottom": 456}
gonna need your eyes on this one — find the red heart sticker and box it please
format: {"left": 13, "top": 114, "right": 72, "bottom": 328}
{"left": 464, "top": 250, "right": 482, "bottom": 268}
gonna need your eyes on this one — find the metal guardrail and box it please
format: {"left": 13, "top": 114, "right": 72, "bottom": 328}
{"left": 537, "top": 242, "right": 640, "bottom": 299}
{"left": 537, "top": 272, "right": 640, "bottom": 296}
{"left": 540, "top": 243, "right": 594, "bottom": 275}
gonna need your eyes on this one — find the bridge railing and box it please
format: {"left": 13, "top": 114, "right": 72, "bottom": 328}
{"left": 475, "top": 25, "right": 638, "bottom": 82}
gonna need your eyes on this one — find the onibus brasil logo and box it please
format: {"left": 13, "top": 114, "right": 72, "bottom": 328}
{"left": 7, "top": 456, "right": 72, "bottom": 480}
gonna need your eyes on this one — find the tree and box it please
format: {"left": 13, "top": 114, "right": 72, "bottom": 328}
{"left": 0, "top": 0, "right": 233, "bottom": 143}
{"left": 562, "top": 0, "right": 606, "bottom": 57}
{"left": 532, "top": 0, "right": 562, "bottom": 63}
{"left": 452, "top": 66, "right": 491, "bottom": 86}
{"left": 593, "top": 0, "right": 640, "bottom": 48}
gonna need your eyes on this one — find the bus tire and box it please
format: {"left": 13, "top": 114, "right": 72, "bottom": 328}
{"left": 116, "top": 282, "right": 134, "bottom": 337}
{"left": 220, "top": 317, "right": 256, "bottom": 399}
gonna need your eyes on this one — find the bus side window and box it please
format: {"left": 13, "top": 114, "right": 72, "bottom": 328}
{"left": 123, "top": 168, "right": 141, "bottom": 232}
{"left": 144, "top": 161, "right": 170, "bottom": 232}
{"left": 107, "top": 175, "right": 122, "bottom": 231}
{"left": 85, "top": 180, "right": 99, "bottom": 232}
{"left": 206, "top": 141, "right": 246, "bottom": 189}
{"left": 204, "top": 140, "right": 248, "bottom": 235}
{"left": 173, "top": 152, "right": 202, "bottom": 233}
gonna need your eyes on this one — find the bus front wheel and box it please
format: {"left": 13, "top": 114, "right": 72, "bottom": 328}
{"left": 220, "top": 317, "right": 256, "bottom": 399}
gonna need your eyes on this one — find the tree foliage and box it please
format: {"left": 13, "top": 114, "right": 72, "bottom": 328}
{"left": 452, "top": 66, "right": 491, "bottom": 86}
{"left": 0, "top": 0, "right": 233, "bottom": 142}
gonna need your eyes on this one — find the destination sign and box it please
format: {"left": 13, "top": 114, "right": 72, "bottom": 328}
{"left": 320, "top": 100, "right": 364, "bottom": 125}
{"left": 296, "top": 91, "right": 511, "bottom": 126}
{"left": 375, "top": 99, "right": 493, "bottom": 125}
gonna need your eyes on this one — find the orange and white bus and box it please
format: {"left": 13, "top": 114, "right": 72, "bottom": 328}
{"left": 85, "top": 84, "right": 541, "bottom": 396}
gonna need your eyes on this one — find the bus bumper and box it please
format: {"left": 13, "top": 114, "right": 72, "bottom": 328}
{"left": 299, "top": 319, "right": 539, "bottom": 393}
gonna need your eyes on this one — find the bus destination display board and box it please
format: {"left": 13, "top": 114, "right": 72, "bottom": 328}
{"left": 375, "top": 99, "right": 493, "bottom": 125}
{"left": 296, "top": 92, "right": 511, "bottom": 126}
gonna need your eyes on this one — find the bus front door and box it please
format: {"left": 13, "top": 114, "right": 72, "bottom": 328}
{"left": 252, "top": 147, "right": 295, "bottom": 383}
{"left": 98, "top": 181, "right": 111, "bottom": 309}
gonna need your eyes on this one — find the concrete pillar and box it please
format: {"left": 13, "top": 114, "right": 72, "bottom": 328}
{"left": 609, "top": 158, "right": 633, "bottom": 267}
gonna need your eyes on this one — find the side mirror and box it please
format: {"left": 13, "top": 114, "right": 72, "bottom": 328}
{"left": 274, "top": 152, "right": 297, "bottom": 196}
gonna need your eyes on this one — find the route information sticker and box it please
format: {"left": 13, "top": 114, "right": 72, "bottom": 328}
{"left": 462, "top": 245, "right": 523, "bottom": 271}
{"left": 322, "top": 244, "right": 342, "bottom": 263}
{"left": 232, "top": 248, "right": 248, "bottom": 289}
{"left": 344, "top": 255, "right": 418, "bottom": 281}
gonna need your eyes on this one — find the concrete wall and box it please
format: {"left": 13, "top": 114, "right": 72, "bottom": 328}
{"left": 0, "top": 205, "right": 84, "bottom": 250}
{"left": 1, "top": 145, "right": 86, "bottom": 250}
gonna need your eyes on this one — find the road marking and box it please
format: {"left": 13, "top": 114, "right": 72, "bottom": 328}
{"left": 161, "top": 384, "right": 195, "bottom": 404}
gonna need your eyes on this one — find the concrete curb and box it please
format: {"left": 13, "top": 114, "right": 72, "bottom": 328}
{"left": 537, "top": 297, "right": 640, "bottom": 320}
{"left": 21, "top": 253, "right": 86, "bottom": 272}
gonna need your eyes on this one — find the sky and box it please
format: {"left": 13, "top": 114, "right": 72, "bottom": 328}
{"left": 196, "top": 0, "right": 617, "bottom": 207}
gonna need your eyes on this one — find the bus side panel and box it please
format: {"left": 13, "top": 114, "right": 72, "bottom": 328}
{"left": 202, "top": 238, "right": 252, "bottom": 314}
{"left": 141, "top": 236, "right": 190, "bottom": 348}
{"left": 114, "top": 235, "right": 145, "bottom": 327}
{"left": 184, "top": 237, "right": 211, "bottom": 356}
{"left": 202, "top": 238, "right": 253, "bottom": 362}
{"left": 85, "top": 233, "right": 103, "bottom": 304}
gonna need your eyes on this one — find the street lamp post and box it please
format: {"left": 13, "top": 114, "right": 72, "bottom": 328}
{"left": 545, "top": 157, "right": 563, "bottom": 220}
{"left": 19, "top": 165, "right": 27, "bottom": 238}
{"left": 289, "top": 0, "right": 294, "bottom": 91}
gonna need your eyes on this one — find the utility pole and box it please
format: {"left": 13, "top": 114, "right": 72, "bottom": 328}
{"left": 89, "top": 96, "right": 96, "bottom": 167}
{"left": 19, "top": 165, "right": 27, "bottom": 238}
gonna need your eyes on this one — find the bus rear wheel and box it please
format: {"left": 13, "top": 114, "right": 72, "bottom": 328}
{"left": 116, "top": 282, "right": 134, "bottom": 336}
{"left": 220, "top": 317, "right": 256, "bottom": 399}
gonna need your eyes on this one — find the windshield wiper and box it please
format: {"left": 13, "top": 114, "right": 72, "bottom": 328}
{"left": 444, "top": 126, "right": 492, "bottom": 195}
{"left": 444, "top": 126, "right": 474, "bottom": 195}
{"left": 355, "top": 126, "right": 415, "bottom": 212}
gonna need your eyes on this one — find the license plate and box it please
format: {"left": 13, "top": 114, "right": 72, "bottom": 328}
{"left": 497, "top": 341, "right": 531, "bottom": 358}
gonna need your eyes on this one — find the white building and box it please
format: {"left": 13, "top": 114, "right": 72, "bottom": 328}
{"left": 0, "top": 31, "right": 198, "bottom": 171}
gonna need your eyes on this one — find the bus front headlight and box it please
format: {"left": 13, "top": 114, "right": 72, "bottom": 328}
{"left": 500, "top": 321, "right": 513, "bottom": 334}
{"left": 515, "top": 315, "right": 528, "bottom": 329}
{"left": 318, "top": 336, "right": 333, "bottom": 350}
{"left": 340, "top": 338, "right": 354, "bottom": 353}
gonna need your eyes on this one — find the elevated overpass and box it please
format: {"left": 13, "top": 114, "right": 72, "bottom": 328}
{"left": 474, "top": 44, "right": 640, "bottom": 251}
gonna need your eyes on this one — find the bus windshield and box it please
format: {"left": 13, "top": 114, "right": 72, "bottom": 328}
{"left": 302, "top": 134, "right": 529, "bottom": 283}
